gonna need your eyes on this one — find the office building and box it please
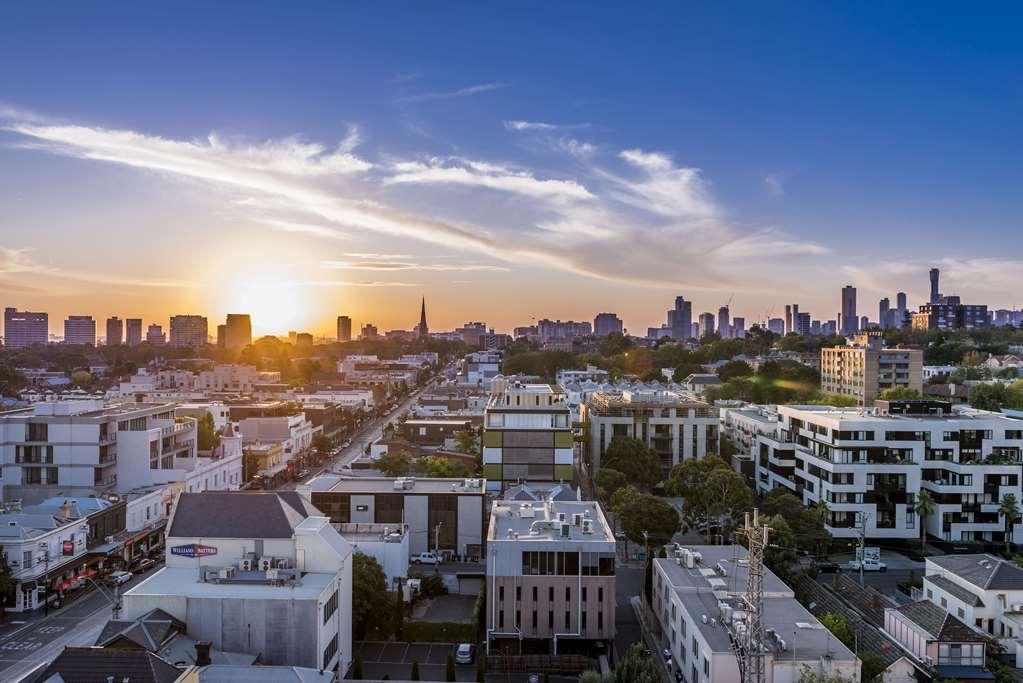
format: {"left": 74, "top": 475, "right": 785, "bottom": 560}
{"left": 879, "top": 297, "right": 891, "bottom": 328}
{"left": 913, "top": 297, "right": 990, "bottom": 331}
{"left": 654, "top": 546, "right": 859, "bottom": 682}
{"left": 122, "top": 492, "right": 353, "bottom": 673}
{"left": 896, "top": 292, "right": 908, "bottom": 326}
{"left": 841, "top": 285, "right": 857, "bottom": 335}
{"left": 593, "top": 312, "right": 623, "bottom": 337}
{"left": 3, "top": 308, "right": 48, "bottom": 349}
{"left": 483, "top": 380, "right": 573, "bottom": 492}
{"left": 125, "top": 318, "right": 143, "bottom": 346}
{"left": 359, "top": 323, "right": 378, "bottom": 340}
{"left": 486, "top": 499, "right": 616, "bottom": 655}
{"left": 538, "top": 319, "right": 591, "bottom": 344}
{"left": 795, "top": 311, "right": 811, "bottom": 336}
{"left": 754, "top": 400, "right": 1023, "bottom": 543}
{"left": 930, "top": 267, "right": 941, "bottom": 305}
{"left": 731, "top": 317, "right": 745, "bottom": 339}
{"left": 105, "top": 317, "right": 123, "bottom": 346}
{"left": 169, "top": 315, "right": 208, "bottom": 347}
{"left": 717, "top": 306, "right": 730, "bottom": 339}
{"left": 336, "top": 315, "right": 352, "bottom": 342}
{"left": 302, "top": 475, "right": 485, "bottom": 560}
{"left": 820, "top": 331, "right": 922, "bottom": 405}
{"left": 671, "top": 296, "right": 692, "bottom": 341}
{"left": 784, "top": 305, "right": 792, "bottom": 335}
{"left": 860, "top": 315, "right": 869, "bottom": 331}
{"left": 581, "top": 389, "right": 718, "bottom": 478}
{"left": 697, "top": 312, "right": 714, "bottom": 338}
{"left": 223, "top": 313, "right": 252, "bottom": 349}
{"left": 63, "top": 315, "right": 96, "bottom": 345}
{"left": 767, "top": 318, "right": 784, "bottom": 335}
{"left": 146, "top": 324, "right": 166, "bottom": 345}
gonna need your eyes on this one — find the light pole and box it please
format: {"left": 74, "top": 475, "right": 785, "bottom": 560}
{"left": 434, "top": 522, "right": 444, "bottom": 557}
{"left": 37, "top": 541, "right": 50, "bottom": 615}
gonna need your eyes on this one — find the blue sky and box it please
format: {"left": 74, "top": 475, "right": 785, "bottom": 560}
{"left": 1, "top": 3, "right": 1021, "bottom": 335}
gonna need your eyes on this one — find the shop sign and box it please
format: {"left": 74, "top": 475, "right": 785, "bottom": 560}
{"left": 170, "top": 543, "right": 218, "bottom": 558}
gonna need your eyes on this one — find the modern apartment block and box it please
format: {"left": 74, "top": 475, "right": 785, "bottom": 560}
{"left": 223, "top": 313, "right": 252, "bottom": 348}
{"left": 62, "top": 315, "right": 96, "bottom": 345}
{"left": 3, "top": 308, "right": 48, "bottom": 349}
{"left": 336, "top": 315, "right": 352, "bottom": 342}
{"left": 169, "top": 314, "right": 208, "bottom": 347}
{"left": 913, "top": 297, "right": 990, "bottom": 331}
{"left": 458, "top": 351, "right": 502, "bottom": 388}
{"left": 105, "top": 316, "right": 123, "bottom": 346}
{"left": 482, "top": 380, "right": 573, "bottom": 492}
{"left": 125, "top": 318, "right": 143, "bottom": 346}
{"left": 592, "top": 312, "right": 623, "bottom": 337}
{"left": 302, "top": 475, "right": 486, "bottom": 560}
{"left": 0, "top": 400, "right": 197, "bottom": 503}
{"left": 754, "top": 401, "right": 1023, "bottom": 543}
{"left": 654, "top": 545, "right": 859, "bottom": 683}
{"left": 486, "top": 498, "right": 616, "bottom": 655}
{"left": 820, "top": 331, "right": 923, "bottom": 405}
{"left": 581, "top": 389, "right": 718, "bottom": 478}
{"left": 146, "top": 324, "right": 166, "bottom": 345}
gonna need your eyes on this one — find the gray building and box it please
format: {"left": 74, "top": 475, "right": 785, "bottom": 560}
{"left": 105, "top": 317, "right": 123, "bottom": 346}
{"left": 169, "top": 315, "right": 208, "bottom": 347}
{"left": 671, "top": 296, "right": 692, "bottom": 341}
{"left": 63, "top": 315, "right": 96, "bottom": 345}
{"left": 125, "top": 318, "right": 143, "bottom": 346}
{"left": 4, "top": 307, "right": 48, "bottom": 348}
{"left": 841, "top": 285, "right": 857, "bottom": 335}
{"left": 593, "top": 312, "right": 623, "bottom": 337}
{"left": 336, "top": 315, "right": 352, "bottom": 342}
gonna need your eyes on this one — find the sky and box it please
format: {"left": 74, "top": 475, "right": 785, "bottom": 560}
{"left": 1, "top": 3, "right": 1022, "bottom": 337}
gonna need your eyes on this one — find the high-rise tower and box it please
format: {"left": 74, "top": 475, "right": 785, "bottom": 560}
{"left": 930, "top": 268, "right": 940, "bottom": 305}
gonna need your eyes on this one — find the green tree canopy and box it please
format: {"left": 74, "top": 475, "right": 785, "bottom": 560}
{"left": 615, "top": 491, "right": 680, "bottom": 546}
{"left": 595, "top": 468, "right": 630, "bottom": 505}
{"left": 375, "top": 451, "right": 412, "bottom": 477}
{"left": 602, "top": 436, "right": 663, "bottom": 490}
{"left": 667, "top": 456, "right": 754, "bottom": 540}
{"left": 717, "top": 359, "right": 754, "bottom": 382}
{"left": 196, "top": 413, "right": 221, "bottom": 451}
{"left": 352, "top": 552, "right": 391, "bottom": 639}
{"left": 419, "top": 456, "right": 473, "bottom": 478}
{"left": 819, "top": 612, "right": 855, "bottom": 649}
{"left": 877, "top": 387, "right": 922, "bottom": 401}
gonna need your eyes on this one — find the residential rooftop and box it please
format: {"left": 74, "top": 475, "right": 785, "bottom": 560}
{"left": 125, "top": 566, "right": 335, "bottom": 601}
{"left": 927, "top": 554, "right": 1023, "bottom": 591}
{"left": 488, "top": 499, "right": 614, "bottom": 543}
{"left": 302, "top": 475, "right": 486, "bottom": 495}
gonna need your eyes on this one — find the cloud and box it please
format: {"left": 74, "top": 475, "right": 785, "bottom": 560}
{"left": 557, "top": 138, "right": 597, "bottom": 160}
{"left": 384, "top": 157, "right": 594, "bottom": 201}
{"left": 607, "top": 149, "right": 718, "bottom": 218}
{"left": 269, "top": 280, "right": 419, "bottom": 288}
{"left": 764, "top": 173, "right": 785, "bottom": 197}
{"left": 504, "top": 120, "right": 557, "bottom": 131}
{"left": 321, "top": 260, "right": 509, "bottom": 272}
{"left": 261, "top": 219, "right": 349, "bottom": 240}
{"left": 394, "top": 82, "right": 506, "bottom": 104}
{"left": 0, "top": 246, "right": 194, "bottom": 288}
{"left": 344, "top": 252, "right": 414, "bottom": 260}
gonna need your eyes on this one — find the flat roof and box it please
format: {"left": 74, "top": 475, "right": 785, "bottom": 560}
{"left": 781, "top": 404, "right": 1020, "bottom": 424}
{"left": 488, "top": 500, "right": 614, "bottom": 543}
{"left": 125, "top": 567, "right": 334, "bottom": 601}
{"left": 403, "top": 419, "right": 472, "bottom": 426}
{"left": 305, "top": 475, "right": 486, "bottom": 495}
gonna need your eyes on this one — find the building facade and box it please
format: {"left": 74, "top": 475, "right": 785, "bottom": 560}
{"left": 169, "top": 315, "right": 208, "bottom": 347}
{"left": 223, "top": 313, "right": 252, "bottom": 349}
{"left": 336, "top": 315, "right": 352, "bottom": 342}
{"left": 62, "top": 315, "right": 96, "bottom": 345}
{"left": 4, "top": 308, "right": 48, "bottom": 349}
{"left": 820, "top": 331, "right": 923, "bottom": 405}
{"left": 105, "top": 317, "right": 123, "bottom": 346}
{"left": 593, "top": 313, "right": 623, "bottom": 337}
{"left": 125, "top": 318, "right": 143, "bottom": 346}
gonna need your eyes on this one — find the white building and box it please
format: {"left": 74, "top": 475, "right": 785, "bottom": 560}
{"left": 654, "top": 545, "right": 860, "bottom": 683}
{"left": 923, "top": 364, "right": 958, "bottom": 382}
{"left": 756, "top": 401, "right": 1023, "bottom": 543}
{"left": 123, "top": 491, "right": 353, "bottom": 674}
{"left": 335, "top": 522, "right": 409, "bottom": 586}
{"left": 194, "top": 365, "right": 270, "bottom": 394}
{"left": 239, "top": 413, "right": 314, "bottom": 467}
{"left": 458, "top": 351, "right": 502, "bottom": 389}
{"left": 555, "top": 366, "right": 610, "bottom": 386}
{"left": 295, "top": 389, "right": 376, "bottom": 410}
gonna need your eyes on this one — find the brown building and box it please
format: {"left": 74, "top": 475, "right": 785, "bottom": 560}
{"left": 820, "top": 331, "right": 923, "bottom": 405}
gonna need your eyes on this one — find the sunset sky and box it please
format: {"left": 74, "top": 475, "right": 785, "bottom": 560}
{"left": 2, "top": 4, "right": 1022, "bottom": 337}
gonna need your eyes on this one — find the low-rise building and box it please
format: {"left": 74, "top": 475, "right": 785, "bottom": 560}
{"left": 335, "top": 522, "right": 409, "bottom": 586}
{"left": 883, "top": 600, "right": 989, "bottom": 679}
{"left": 820, "top": 331, "right": 923, "bottom": 406}
{"left": 123, "top": 492, "right": 353, "bottom": 674}
{"left": 654, "top": 545, "right": 860, "bottom": 682}
{"left": 678, "top": 373, "right": 722, "bottom": 396}
{"left": 922, "top": 554, "right": 1023, "bottom": 648}
{"left": 458, "top": 351, "right": 502, "bottom": 389}
{"left": 402, "top": 418, "right": 472, "bottom": 447}
{"left": 486, "top": 498, "right": 616, "bottom": 655}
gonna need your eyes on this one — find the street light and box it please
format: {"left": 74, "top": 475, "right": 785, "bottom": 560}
{"left": 37, "top": 541, "right": 50, "bottom": 615}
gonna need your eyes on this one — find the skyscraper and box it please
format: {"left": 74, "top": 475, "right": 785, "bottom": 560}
{"left": 732, "top": 317, "right": 746, "bottom": 339}
{"left": 336, "top": 315, "right": 352, "bottom": 342}
{"left": 841, "top": 285, "right": 857, "bottom": 335}
{"left": 106, "top": 317, "right": 123, "bottom": 346}
{"left": 593, "top": 313, "right": 623, "bottom": 337}
{"left": 223, "top": 314, "right": 252, "bottom": 349}
{"left": 879, "top": 298, "right": 890, "bottom": 328}
{"left": 4, "top": 308, "right": 48, "bottom": 349}
{"left": 717, "top": 306, "right": 730, "bottom": 339}
{"left": 417, "top": 298, "right": 429, "bottom": 338}
{"left": 784, "top": 305, "right": 792, "bottom": 335}
{"left": 698, "top": 312, "right": 715, "bottom": 338}
{"left": 929, "top": 268, "right": 940, "bottom": 305}
{"left": 795, "top": 311, "right": 811, "bottom": 336}
{"left": 169, "top": 315, "right": 208, "bottom": 347}
{"left": 792, "top": 304, "right": 800, "bottom": 335}
{"left": 64, "top": 315, "right": 96, "bottom": 345}
{"left": 125, "top": 318, "right": 143, "bottom": 346}
{"left": 896, "top": 292, "right": 907, "bottom": 328}
{"left": 671, "top": 296, "right": 692, "bottom": 341}
{"left": 146, "top": 324, "right": 166, "bottom": 345}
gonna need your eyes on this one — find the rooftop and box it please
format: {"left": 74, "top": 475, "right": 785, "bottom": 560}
{"left": 125, "top": 566, "right": 335, "bottom": 601}
{"left": 304, "top": 475, "right": 486, "bottom": 495}
{"left": 26, "top": 646, "right": 182, "bottom": 683}
{"left": 488, "top": 499, "right": 614, "bottom": 543}
{"left": 167, "top": 491, "right": 321, "bottom": 539}
{"left": 891, "top": 601, "right": 988, "bottom": 642}
{"left": 927, "top": 554, "right": 1023, "bottom": 591}
{"left": 780, "top": 403, "right": 1019, "bottom": 424}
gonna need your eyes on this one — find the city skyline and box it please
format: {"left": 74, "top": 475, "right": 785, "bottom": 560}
{"left": 3, "top": 5, "right": 1023, "bottom": 336}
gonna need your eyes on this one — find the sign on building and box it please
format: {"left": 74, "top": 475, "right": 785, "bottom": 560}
{"left": 170, "top": 543, "right": 218, "bottom": 558}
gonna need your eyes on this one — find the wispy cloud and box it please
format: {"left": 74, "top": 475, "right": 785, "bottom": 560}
{"left": 344, "top": 252, "right": 414, "bottom": 260}
{"left": 504, "top": 120, "right": 557, "bottom": 131}
{"left": 267, "top": 280, "right": 419, "bottom": 288}
{"left": 384, "top": 157, "right": 594, "bottom": 201}
{"left": 0, "top": 246, "right": 195, "bottom": 288}
{"left": 764, "top": 173, "right": 785, "bottom": 197}
{"left": 261, "top": 219, "right": 349, "bottom": 240}
{"left": 321, "top": 260, "right": 509, "bottom": 272}
{"left": 394, "top": 82, "right": 506, "bottom": 104}
{"left": 606, "top": 148, "right": 718, "bottom": 218}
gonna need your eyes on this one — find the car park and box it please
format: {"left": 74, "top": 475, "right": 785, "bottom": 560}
{"left": 455, "top": 643, "right": 474, "bottom": 664}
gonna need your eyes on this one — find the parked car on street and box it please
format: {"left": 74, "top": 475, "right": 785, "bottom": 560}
{"left": 135, "top": 558, "right": 157, "bottom": 573}
{"left": 107, "top": 570, "right": 133, "bottom": 586}
{"left": 411, "top": 552, "right": 442, "bottom": 565}
{"left": 815, "top": 561, "right": 842, "bottom": 573}
{"left": 848, "top": 559, "right": 887, "bottom": 572}
{"left": 455, "top": 643, "right": 474, "bottom": 664}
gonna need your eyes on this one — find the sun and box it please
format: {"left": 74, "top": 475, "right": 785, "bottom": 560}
{"left": 224, "top": 277, "right": 311, "bottom": 336}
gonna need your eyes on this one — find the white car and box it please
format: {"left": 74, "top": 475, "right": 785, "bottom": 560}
{"left": 108, "top": 570, "right": 133, "bottom": 585}
{"left": 412, "top": 552, "right": 442, "bottom": 565}
{"left": 848, "top": 559, "right": 887, "bottom": 572}
{"left": 455, "top": 643, "right": 474, "bottom": 664}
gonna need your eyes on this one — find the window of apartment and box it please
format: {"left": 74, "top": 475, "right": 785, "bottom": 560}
{"left": 549, "top": 587, "right": 554, "bottom": 602}
{"left": 565, "top": 611, "right": 570, "bottom": 629}
{"left": 516, "top": 586, "right": 521, "bottom": 602}
{"left": 498, "top": 610, "right": 504, "bottom": 628}
{"left": 499, "top": 586, "right": 504, "bottom": 602}
{"left": 516, "top": 610, "right": 521, "bottom": 628}
{"left": 323, "top": 589, "right": 339, "bottom": 624}
{"left": 27, "top": 423, "right": 48, "bottom": 441}
{"left": 704, "top": 657, "right": 710, "bottom": 676}
{"left": 565, "top": 586, "right": 570, "bottom": 602}
{"left": 322, "top": 633, "right": 338, "bottom": 670}
{"left": 692, "top": 636, "right": 698, "bottom": 657}
{"left": 532, "top": 586, "right": 538, "bottom": 602}
{"left": 532, "top": 611, "right": 537, "bottom": 629}
{"left": 598, "top": 587, "right": 604, "bottom": 602}
{"left": 22, "top": 550, "right": 32, "bottom": 568}
{"left": 24, "top": 467, "right": 41, "bottom": 485}
{"left": 598, "top": 611, "right": 603, "bottom": 630}
{"left": 46, "top": 467, "right": 58, "bottom": 485}
{"left": 548, "top": 611, "right": 553, "bottom": 628}
{"left": 941, "top": 597, "right": 947, "bottom": 608}
{"left": 582, "top": 587, "right": 587, "bottom": 602}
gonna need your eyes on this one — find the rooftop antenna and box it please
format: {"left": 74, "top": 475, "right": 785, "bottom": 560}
{"left": 735, "top": 508, "right": 770, "bottom": 683}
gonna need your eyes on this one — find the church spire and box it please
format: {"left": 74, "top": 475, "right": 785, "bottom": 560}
{"left": 418, "top": 297, "right": 428, "bottom": 338}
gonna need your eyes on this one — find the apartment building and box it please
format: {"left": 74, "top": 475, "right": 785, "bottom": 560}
{"left": 123, "top": 492, "right": 353, "bottom": 673}
{"left": 754, "top": 401, "right": 1023, "bottom": 543}
{"left": 4, "top": 307, "right": 48, "bottom": 349}
{"left": 922, "top": 554, "right": 1023, "bottom": 646}
{"left": 913, "top": 297, "right": 989, "bottom": 331}
{"left": 337, "top": 315, "right": 352, "bottom": 342}
{"left": 593, "top": 313, "right": 623, "bottom": 337}
{"left": 486, "top": 499, "right": 616, "bottom": 655}
{"left": 581, "top": 389, "right": 718, "bottom": 477}
{"left": 654, "top": 545, "right": 859, "bottom": 683}
{"left": 483, "top": 380, "right": 573, "bottom": 492}
{"left": 62, "top": 315, "right": 96, "bottom": 345}
{"left": 238, "top": 411, "right": 315, "bottom": 470}
{"left": 458, "top": 351, "right": 502, "bottom": 388}
{"left": 302, "top": 475, "right": 486, "bottom": 560}
{"left": 169, "top": 315, "right": 208, "bottom": 347}
{"left": 105, "top": 317, "right": 123, "bottom": 346}
{"left": 146, "top": 324, "right": 166, "bottom": 345}
{"left": 222, "top": 313, "right": 252, "bottom": 348}
{"left": 820, "top": 331, "right": 923, "bottom": 405}
{"left": 719, "top": 405, "right": 779, "bottom": 482}
{"left": 0, "top": 400, "right": 197, "bottom": 504}
{"left": 194, "top": 364, "right": 269, "bottom": 393}
{"left": 125, "top": 318, "right": 142, "bottom": 346}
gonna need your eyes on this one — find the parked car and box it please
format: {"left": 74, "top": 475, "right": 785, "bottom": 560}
{"left": 662, "top": 648, "right": 672, "bottom": 661}
{"left": 816, "top": 561, "right": 842, "bottom": 573}
{"left": 455, "top": 643, "right": 474, "bottom": 664}
{"left": 342, "top": 440, "right": 352, "bottom": 448}
{"left": 135, "top": 558, "right": 157, "bottom": 573}
{"left": 848, "top": 559, "right": 887, "bottom": 572}
{"left": 296, "top": 469, "right": 310, "bottom": 479}
{"left": 411, "top": 552, "right": 442, "bottom": 565}
{"left": 107, "top": 570, "right": 133, "bottom": 586}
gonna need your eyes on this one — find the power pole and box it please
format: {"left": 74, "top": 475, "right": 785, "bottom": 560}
{"left": 857, "top": 512, "right": 868, "bottom": 587}
{"left": 736, "top": 509, "right": 769, "bottom": 683}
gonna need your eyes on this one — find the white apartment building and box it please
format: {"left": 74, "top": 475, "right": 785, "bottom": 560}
{"left": 458, "top": 351, "right": 502, "bottom": 389}
{"left": 486, "top": 499, "right": 616, "bottom": 655}
{"left": 238, "top": 412, "right": 314, "bottom": 465}
{"left": 123, "top": 491, "right": 353, "bottom": 673}
{"left": 175, "top": 401, "right": 232, "bottom": 430}
{"left": 581, "top": 389, "right": 719, "bottom": 478}
{"left": 295, "top": 389, "right": 376, "bottom": 410}
{"left": 654, "top": 545, "right": 859, "bottom": 683}
{"left": 755, "top": 401, "right": 1023, "bottom": 543}
{"left": 923, "top": 364, "right": 958, "bottom": 381}
{"left": 555, "top": 366, "right": 610, "bottom": 386}
{"left": 0, "top": 400, "right": 197, "bottom": 504}
{"left": 117, "top": 368, "right": 196, "bottom": 396}
{"left": 483, "top": 380, "right": 573, "bottom": 492}
{"left": 335, "top": 522, "right": 409, "bottom": 586}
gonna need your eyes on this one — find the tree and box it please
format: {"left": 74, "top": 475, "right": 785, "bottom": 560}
{"left": 410, "top": 659, "right": 421, "bottom": 681}
{"left": 420, "top": 456, "right": 473, "bottom": 478}
{"left": 796, "top": 666, "right": 856, "bottom": 683}
{"left": 446, "top": 653, "right": 456, "bottom": 681}
{"left": 453, "top": 429, "right": 479, "bottom": 455}
{"left": 616, "top": 492, "right": 680, "bottom": 546}
{"left": 763, "top": 514, "right": 798, "bottom": 578}
{"left": 859, "top": 652, "right": 886, "bottom": 683}
{"left": 476, "top": 650, "right": 486, "bottom": 682}
{"left": 394, "top": 584, "right": 405, "bottom": 640}
{"left": 611, "top": 643, "right": 661, "bottom": 683}
{"left": 971, "top": 383, "right": 1009, "bottom": 412}
{"left": 196, "top": 413, "right": 221, "bottom": 451}
{"left": 351, "top": 653, "right": 364, "bottom": 679}
{"left": 914, "top": 490, "right": 935, "bottom": 556}
{"left": 819, "top": 612, "right": 855, "bottom": 649}
{"left": 876, "top": 387, "right": 922, "bottom": 401}
{"left": 717, "top": 360, "right": 754, "bottom": 382}
{"left": 601, "top": 437, "right": 663, "bottom": 490}
{"left": 1001, "top": 493, "right": 1021, "bottom": 556}
{"left": 375, "top": 451, "right": 412, "bottom": 477}
{"left": 71, "top": 370, "right": 92, "bottom": 387}
{"left": 594, "top": 468, "right": 629, "bottom": 505}
{"left": 352, "top": 552, "right": 391, "bottom": 639}
{"left": 667, "top": 456, "right": 753, "bottom": 542}
{"left": 312, "top": 433, "right": 332, "bottom": 454}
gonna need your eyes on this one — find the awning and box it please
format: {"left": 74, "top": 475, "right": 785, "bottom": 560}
{"left": 54, "top": 568, "right": 97, "bottom": 592}
{"left": 86, "top": 540, "right": 124, "bottom": 556}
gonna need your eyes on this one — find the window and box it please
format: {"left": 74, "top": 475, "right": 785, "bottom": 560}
{"left": 532, "top": 586, "right": 538, "bottom": 601}
{"left": 323, "top": 589, "right": 339, "bottom": 624}
{"left": 549, "top": 587, "right": 554, "bottom": 602}
{"left": 516, "top": 586, "right": 521, "bottom": 602}
{"left": 322, "top": 632, "right": 338, "bottom": 670}
{"left": 499, "top": 586, "right": 504, "bottom": 602}
{"left": 582, "top": 611, "right": 587, "bottom": 629}
{"left": 565, "top": 586, "right": 570, "bottom": 601}
{"left": 565, "top": 611, "right": 571, "bottom": 629}
{"left": 598, "top": 587, "right": 604, "bottom": 602}
{"left": 516, "top": 610, "right": 521, "bottom": 628}
{"left": 548, "top": 610, "right": 553, "bottom": 628}
{"left": 598, "top": 611, "right": 603, "bottom": 630}
{"left": 532, "top": 610, "right": 537, "bottom": 629}
{"left": 499, "top": 610, "right": 504, "bottom": 628}
{"left": 704, "top": 657, "right": 709, "bottom": 676}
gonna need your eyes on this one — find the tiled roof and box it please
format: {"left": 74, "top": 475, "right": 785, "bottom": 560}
{"left": 29, "top": 646, "right": 182, "bottom": 683}
{"left": 929, "top": 554, "right": 1023, "bottom": 590}
{"left": 96, "top": 608, "right": 185, "bottom": 650}
{"left": 168, "top": 491, "right": 320, "bottom": 539}
{"left": 925, "top": 574, "right": 985, "bottom": 607}
{"left": 894, "top": 601, "right": 988, "bottom": 643}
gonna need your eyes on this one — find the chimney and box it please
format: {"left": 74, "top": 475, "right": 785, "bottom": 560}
{"left": 58, "top": 501, "right": 73, "bottom": 521}
{"left": 195, "top": 640, "right": 212, "bottom": 666}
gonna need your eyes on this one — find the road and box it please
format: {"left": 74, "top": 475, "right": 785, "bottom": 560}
{"left": 0, "top": 569, "right": 157, "bottom": 681}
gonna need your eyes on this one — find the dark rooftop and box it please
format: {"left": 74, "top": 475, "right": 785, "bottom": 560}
{"left": 929, "top": 554, "right": 1023, "bottom": 591}
{"left": 168, "top": 491, "right": 321, "bottom": 539}
{"left": 925, "top": 574, "right": 985, "bottom": 608}
{"left": 893, "top": 601, "right": 988, "bottom": 643}
{"left": 28, "top": 646, "right": 182, "bottom": 683}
